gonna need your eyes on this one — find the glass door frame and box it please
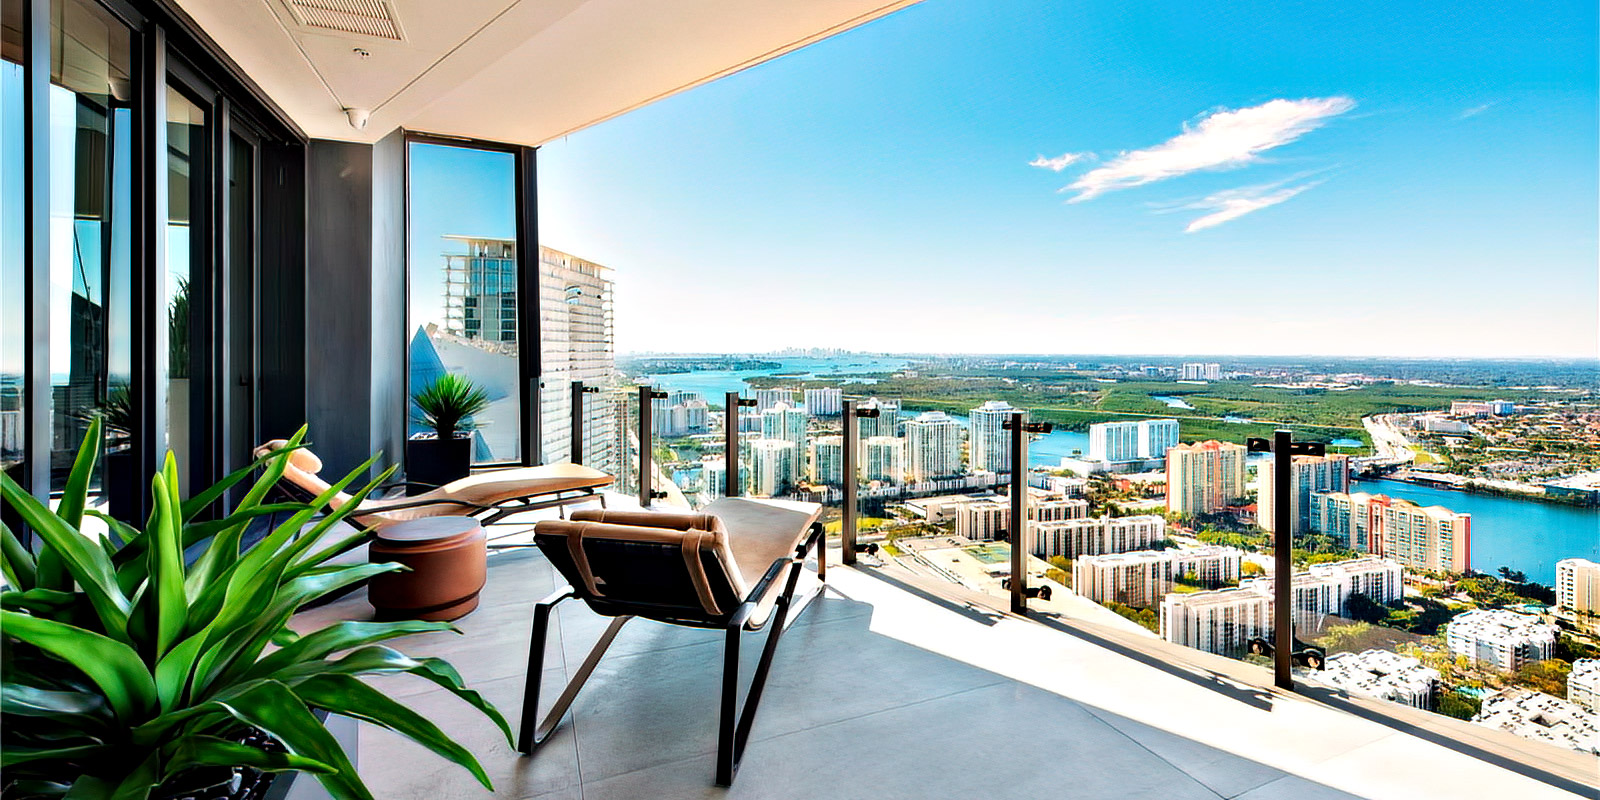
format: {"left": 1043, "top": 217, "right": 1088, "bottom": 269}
{"left": 402, "top": 130, "right": 541, "bottom": 467}
{"left": 12, "top": 0, "right": 296, "bottom": 525}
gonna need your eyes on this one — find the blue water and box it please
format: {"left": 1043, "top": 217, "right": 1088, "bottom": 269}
{"left": 1356, "top": 478, "right": 1599, "bottom": 585}
{"left": 1152, "top": 395, "right": 1195, "bottom": 409}
{"left": 636, "top": 356, "right": 909, "bottom": 402}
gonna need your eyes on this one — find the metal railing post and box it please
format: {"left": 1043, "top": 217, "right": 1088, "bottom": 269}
{"left": 842, "top": 399, "right": 859, "bottom": 565}
{"left": 1247, "top": 429, "right": 1326, "bottom": 691}
{"left": 638, "top": 386, "right": 667, "bottom": 508}
{"left": 1004, "top": 412, "right": 1052, "bottom": 614}
{"left": 571, "top": 381, "right": 597, "bottom": 466}
{"left": 724, "top": 392, "right": 755, "bottom": 498}
{"left": 1009, "top": 411, "right": 1028, "bottom": 614}
{"left": 1271, "top": 429, "right": 1294, "bottom": 689}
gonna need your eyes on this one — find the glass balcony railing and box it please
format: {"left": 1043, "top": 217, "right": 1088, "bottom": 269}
{"left": 614, "top": 355, "right": 1600, "bottom": 765}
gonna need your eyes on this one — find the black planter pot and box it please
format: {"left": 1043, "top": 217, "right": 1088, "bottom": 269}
{"left": 406, "top": 432, "right": 474, "bottom": 494}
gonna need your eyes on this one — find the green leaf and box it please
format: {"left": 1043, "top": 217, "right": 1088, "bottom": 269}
{"left": 191, "top": 563, "right": 404, "bottom": 697}
{"left": 2, "top": 520, "right": 37, "bottom": 589}
{"left": 1, "top": 587, "right": 82, "bottom": 617}
{"left": 0, "top": 610, "right": 157, "bottom": 723}
{"left": 2, "top": 743, "right": 115, "bottom": 768}
{"left": 153, "top": 632, "right": 207, "bottom": 712}
{"left": 63, "top": 775, "right": 114, "bottom": 800}
{"left": 248, "top": 620, "right": 455, "bottom": 681}
{"left": 39, "top": 417, "right": 102, "bottom": 591}
{"left": 108, "top": 751, "right": 159, "bottom": 800}
{"left": 217, "top": 681, "right": 371, "bottom": 800}
{"left": 162, "top": 735, "right": 335, "bottom": 777}
{"left": 180, "top": 440, "right": 309, "bottom": 522}
{"left": 0, "top": 682, "right": 110, "bottom": 718}
{"left": 294, "top": 674, "right": 494, "bottom": 790}
{"left": 146, "top": 466, "right": 187, "bottom": 659}
{"left": 0, "top": 474, "right": 132, "bottom": 640}
{"left": 277, "top": 646, "right": 511, "bottom": 748}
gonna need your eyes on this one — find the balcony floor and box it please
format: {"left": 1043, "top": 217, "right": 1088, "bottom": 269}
{"left": 292, "top": 524, "right": 1593, "bottom": 800}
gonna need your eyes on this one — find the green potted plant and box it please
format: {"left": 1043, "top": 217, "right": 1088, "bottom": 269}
{"left": 407, "top": 374, "right": 489, "bottom": 491}
{"left": 0, "top": 420, "right": 511, "bottom": 799}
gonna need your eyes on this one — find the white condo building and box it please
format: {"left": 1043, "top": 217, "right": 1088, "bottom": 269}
{"left": 1570, "top": 659, "right": 1600, "bottom": 714}
{"left": 809, "top": 436, "right": 844, "bottom": 485}
{"left": 1073, "top": 546, "right": 1243, "bottom": 608}
{"left": 858, "top": 397, "right": 901, "bottom": 439}
{"left": 904, "top": 411, "right": 963, "bottom": 481}
{"left": 1446, "top": 609, "right": 1557, "bottom": 672}
{"left": 749, "top": 438, "right": 799, "bottom": 497}
{"left": 1557, "top": 558, "right": 1600, "bottom": 616}
{"left": 970, "top": 400, "right": 1023, "bottom": 474}
{"left": 699, "top": 456, "right": 747, "bottom": 501}
{"left": 1258, "top": 454, "right": 1349, "bottom": 534}
{"left": 1165, "top": 440, "right": 1248, "bottom": 515}
{"left": 1309, "top": 492, "right": 1471, "bottom": 572}
{"left": 1238, "top": 557, "right": 1403, "bottom": 627}
{"left": 1160, "top": 588, "right": 1271, "bottom": 657}
{"left": 864, "top": 436, "right": 904, "bottom": 483}
{"left": 1089, "top": 421, "right": 1140, "bottom": 463}
{"left": 1180, "top": 363, "right": 1222, "bottom": 381}
{"left": 804, "top": 388, "right": 843, "bottom": 416}
{"left": 1032, "top": 515, "right": 1165, "bottom": 559}
{"left": 1317, "top": 650, "right": 1440, "bottom": 709}
{"left": 954, "top": 496, "right": 1089, "bottom": 542}
{"left": 761, "top": 402, "right": 808, "bottom": 455}
{"left": 536, "top": 247, "right": 617, "bottom": 473}
{"left": 753, "top": 388, "right": 794, "bottom": 412}
{"left": 1472, "top": 689, "right": 1600, "bottom": 755}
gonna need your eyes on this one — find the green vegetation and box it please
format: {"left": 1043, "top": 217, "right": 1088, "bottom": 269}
{"left": 1104, "top": 601, "right": 1159, "bottom": 633}
{"left": 1455, "top": 574, "right": 1555, "bottom": 607}
{"left": 1510, "top": 659, "right": 1571, "bottom": 696}
{"left": 1436, "top": 692, "right": 1482, "bottom": 721}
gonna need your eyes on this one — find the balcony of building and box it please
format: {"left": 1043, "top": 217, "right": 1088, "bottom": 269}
{"left": 286, "top": 493, "right": 1597, "bottom": 800}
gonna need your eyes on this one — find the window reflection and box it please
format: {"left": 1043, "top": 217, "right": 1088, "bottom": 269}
{"left": 2, "top": 12, "right": 24, "bottom": 472}
{"left": 406, "top": 142, "right": 519, "bottom": 464}
{"left": 165, "top": 86, "right": 203, "bottom": 495}
{"left": 47, "top": 0, "right": 133, "bottom": 505}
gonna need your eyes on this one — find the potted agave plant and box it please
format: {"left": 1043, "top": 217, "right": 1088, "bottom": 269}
{"left": 0, "top": 419, "right": 510, "bottom": 799}
{"left": 407, "top": 374, "right": 489, "bottom": 493}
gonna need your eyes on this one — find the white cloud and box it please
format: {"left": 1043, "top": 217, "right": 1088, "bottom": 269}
{"left": 1065, "top": 97, "right": 1355, "bottom": 201}
{"left": 1181, "top": 180, "right": 1322, "bottom": 233}
{"left": 1457, "top": 102, "right": 1495, "bottom": 120}
{"left": 1028, "top": 152, "right": 1090, "bottom": 172}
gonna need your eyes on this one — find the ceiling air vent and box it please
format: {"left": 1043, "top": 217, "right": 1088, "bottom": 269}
{"left": 283, "top": 0, "right": 405, "bottom": 42}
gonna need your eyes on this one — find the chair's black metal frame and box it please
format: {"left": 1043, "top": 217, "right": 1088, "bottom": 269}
{"left": 518, "top": 522, "right": 826, "bottom": 786}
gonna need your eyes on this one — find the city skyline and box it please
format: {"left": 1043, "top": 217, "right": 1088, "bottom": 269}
{"left": 533, "top": 0, "right": 1596, "bottom": 359}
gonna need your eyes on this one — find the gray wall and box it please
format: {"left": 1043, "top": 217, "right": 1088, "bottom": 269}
{"left": 304, "top": 137, "right": 407, "bottom": 481}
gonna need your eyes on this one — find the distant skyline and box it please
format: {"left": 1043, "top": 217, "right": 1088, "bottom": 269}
{"left": 536, "top": 0, "right": 1597, "bottom": 359}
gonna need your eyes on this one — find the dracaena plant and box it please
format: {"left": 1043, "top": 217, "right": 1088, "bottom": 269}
{"left": 411, "top": 374, "right": 490, "bottom": 441}
{"left": 0, "top": 420, "right": 511, "bottom": 800}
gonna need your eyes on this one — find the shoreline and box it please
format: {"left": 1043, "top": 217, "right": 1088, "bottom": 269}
{"left": 1363, "top": 473, "right": 1597, "bottom": 508}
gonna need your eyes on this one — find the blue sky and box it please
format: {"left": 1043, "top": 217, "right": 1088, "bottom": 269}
{"left": 531, "top": 0, "right": 1597, "bottom": 358}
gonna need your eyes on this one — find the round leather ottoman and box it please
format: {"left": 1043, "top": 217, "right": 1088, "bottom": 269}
{"left": 368, "top": 517, "right": 487, "bottom": 621}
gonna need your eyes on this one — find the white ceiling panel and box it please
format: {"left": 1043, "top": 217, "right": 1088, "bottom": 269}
{"left": 172, "top": 0, "right": 920, "bottom": 144}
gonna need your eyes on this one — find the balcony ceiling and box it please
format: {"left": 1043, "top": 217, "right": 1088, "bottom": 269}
{"left": 171, "top": 0, "right": 920, "bottom": 144}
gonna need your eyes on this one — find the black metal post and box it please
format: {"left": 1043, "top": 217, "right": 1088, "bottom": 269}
{"left": 842, "top": 399, "right": 859, "bottom": 565}
{"left": 570, "top": 381, "right": 596, "bottom": 465}
{"left": 723, "top": 392, "right": 755, "bottom": 498}
{"left": 638, "top": 386, "right": 666, "bottom": 507}
{"left": 1009, "top": 411, "right": 1028, "bottom": 613}
{"left": 1271, "top": 429, "right": 1294, "bottom": 690}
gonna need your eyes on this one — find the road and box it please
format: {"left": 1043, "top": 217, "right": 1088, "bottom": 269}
{"left": 1360, "top": 414, "right": 1416, "bottom": 467}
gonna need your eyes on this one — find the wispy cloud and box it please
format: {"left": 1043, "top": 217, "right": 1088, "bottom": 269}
{"left": 1179, "top": 179, "right": 1322, "bottom": 233}
{"left": 1457, "top": 102, "right": 1496, "bottom": 120}
{"left": 1065, "top": 97, "right": 1355, "bottom": 201}
{"left": 1028, "top": 152, "right": 1091, "bottom": 172}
